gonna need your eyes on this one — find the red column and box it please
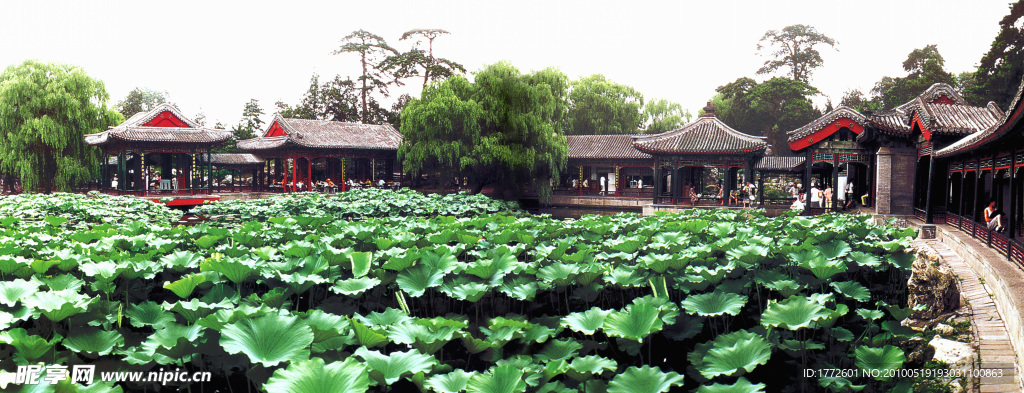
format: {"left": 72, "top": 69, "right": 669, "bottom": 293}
{"left": 291, "top": 154, "right": 297, "bottom": 192}
{"left": 307, "top": 157, "right": 312, "bottom": 191}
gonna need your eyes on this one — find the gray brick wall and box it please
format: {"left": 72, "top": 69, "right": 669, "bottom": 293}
{"left": 876, "top": 147, "right": 917, "bottom": 215}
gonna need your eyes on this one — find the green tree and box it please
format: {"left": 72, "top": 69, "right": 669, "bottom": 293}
{"left": 382, "top": 29, "right": 466, "bottom": 90}
{"left": 399, "top": 62, "right": 569, "bottom": 201}
{"left": 115, "top": 87, "right": 170, "bottom": 118}
{"left": 643, "top": 98, "right": 691, "bottom": 133}
{"left": 756, "top": 24, "right": 838, "bottom": 83}
{"left": 871, "top": 45, "right": 955, "bottom": 109}
{"left": 332, "top": 30, "right": 398, "bottom": 123}
{"left": 839, "top": 89, "right": 882, "bottom": 112}
{"left": 715, "top": 76, "right": 820, "bottom": 155}
{"left": 565, "top": 74, "right": 644, "bottom": 135}
{"left": 965, "top": 1, "right": 1024, "bottom": 108}
{"left": 217, "top": 99, "right": 263, "bottom": 153}
{"left": 0, "top": 60, "right": 123, "bottom": 193}
{"left": 278, "top": 74, "right": 361, "bottom": 122}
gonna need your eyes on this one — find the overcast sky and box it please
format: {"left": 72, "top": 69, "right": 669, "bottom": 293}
{"left": 0, "top": 0, "right": 1013, "bottom": 128}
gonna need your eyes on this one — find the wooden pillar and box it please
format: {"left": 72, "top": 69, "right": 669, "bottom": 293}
{"left": 959, "top": 163, "right": 967, "bottom": 229}
{"left": 831, "top": 155, "right": 839, "bottom": 212}
{"left": 972, "top": 156, "right": 980, "bottom": 226}
{"left": 307, "top": 157, "right": 313, "bottom": 189}
{"left": 652, "top": 160, "right": 660, "bottom": 204}
{"left": 342, "top": 157, "right": 347, "bottom": 192}
{"left": 291, "top": 154, "right": 297, "bottom": 192}
{"left": 614, "top": 166, "right": 620, "bottom": 197}
{"left": 578, "top": 165, "right": 583, "bottom": 196}
{"left": 672, "top": 159, "right": 680, "bottom": 205}
{"left": 1009, "top": 151, "right": 1017, "bottom": 243}
{"left": 803, "top": 150, "right": 812, "bottom": 215}
{"left": 925, "top": 153, "right": 937, "bottom": 223}
{"left": 758, "top": 169, "right": 765, "bottom": 206}
{"left": 722, "top": 163, "right": 731, "bottom": 206}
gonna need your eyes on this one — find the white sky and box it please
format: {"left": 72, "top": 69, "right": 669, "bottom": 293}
{"left": 0, "top": 0, "right": 1012, "bottom": 128}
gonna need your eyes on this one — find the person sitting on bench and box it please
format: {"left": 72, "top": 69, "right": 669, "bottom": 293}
{"left": 985, "top": 200, "right": 1005, "bottom": 233}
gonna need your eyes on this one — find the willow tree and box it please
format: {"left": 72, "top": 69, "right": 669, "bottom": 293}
{"left": 399, "top": 62, "right": 568, "bottom": 201}
{"left": 0, "top": 60, "right": 122, "bottom": 193}
{"left": 566, "top": 74, "right": 644, "bottom": 135}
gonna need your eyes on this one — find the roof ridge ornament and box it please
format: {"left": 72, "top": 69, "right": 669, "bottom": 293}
{"left": 702, "top": 101, "right": 716, "bottom": 117}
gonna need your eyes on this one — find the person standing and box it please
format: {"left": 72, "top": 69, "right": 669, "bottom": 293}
{"left": 600, "top": 175, "right": 606, "bottom": 196}
{"left": 810, "top": 183, "right": 821, "bottom": 208}
{"left": 845, "top": 182, "right": 855, "bottom": 209}
{"left": 824, "top": 185, "right": 833, "bottom": 209}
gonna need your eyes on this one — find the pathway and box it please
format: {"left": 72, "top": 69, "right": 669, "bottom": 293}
{"left": 915, "top": 232, "right": 1023, "bottom": 392}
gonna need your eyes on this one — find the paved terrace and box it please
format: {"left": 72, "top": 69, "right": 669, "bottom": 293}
{"left": 910, "top": 218, "right": 1024, "bottom": 392}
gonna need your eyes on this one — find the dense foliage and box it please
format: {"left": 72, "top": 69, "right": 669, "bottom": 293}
{"left": 755, "top": 24, "right": 838, "bottom": 84}
{"left": 0, "top": 205, "right": 918, "bottom": 392}
{"left": 712, "top": 77, "right": 821, "bottom": 155}
{"left": 965, "top": 0, "right": 1024, "bottom": 109}
{"left": 399, "top": 62, "right": 569, "bottom": 200}
{"left": 191, "top": 188, "right": 526, "bottom": 222}
{"left": 566, "top": 74, "right": 644, "bottom": 135}
{"left": 0, "top": 60, "right": 123, "bottom": 193}
{"left": 0, "top": 192, "right": 180, "bottom": 227}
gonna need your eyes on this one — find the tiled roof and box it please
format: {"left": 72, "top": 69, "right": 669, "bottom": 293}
{"left": 937, "top": 79, "right": 1024, "bottom": 157}
{"left": 755, "top": 156, "right": 805, "bottom": 171}
{"left": 866, "top": 110, "right": 912, "bottom": 135}
{"left": 85, "top": 103, "right": 231, "bottom": 146}
{"left": 567, "top": 135, "right": 651, "bottom": 160}
{"left": 896, "top": 83, "right": 968, "bottom": 111}
{"left": 912, "top": 101, "right": 1003, "bottom": 136}
{"left": 238, "top": 115, "right": 402, "bottom": 151}
{"left": 787, "top": 106, "right": 868, "bottom": 142}
{"left": 211, "top": 154, "right": 264, "bottom": 166}
{"left": 632, "top": 114, "right": 766, "bottom": 155}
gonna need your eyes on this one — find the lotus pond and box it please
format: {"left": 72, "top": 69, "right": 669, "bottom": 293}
{"left": 0, "top": 192, "right": 921, "bottom": 392}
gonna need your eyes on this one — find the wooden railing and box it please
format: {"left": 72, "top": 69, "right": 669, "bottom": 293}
{"left": 946, "top": 212, "right": 1024, "bottom": 267}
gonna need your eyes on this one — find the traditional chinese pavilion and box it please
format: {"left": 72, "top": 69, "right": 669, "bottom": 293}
{"left": 237, "top": 115, "right": 403, "bottom": 192}
{"left": 633, "top": 103, "right": 767, "bottom": 205}
{"left": 85, "top": 103, "right": 230, "bottom": 197}
{"left": 565, "top": 135, "right": 653, "bottom": 197}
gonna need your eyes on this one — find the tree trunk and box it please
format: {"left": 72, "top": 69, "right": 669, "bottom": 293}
{"left": 360, "top": 53, "right": 369, "bottom": 123}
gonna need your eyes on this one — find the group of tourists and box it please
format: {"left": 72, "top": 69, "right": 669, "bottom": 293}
{"left": 789, "top": 181, "right": 859, "bottom": 211}
{"left": 269, "top": 177, "right": 387, "bottom": 192}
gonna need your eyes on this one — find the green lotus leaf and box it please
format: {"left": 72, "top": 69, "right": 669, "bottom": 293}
{"left": 397, "top": 255, "right": 452, "bottom": 297}
{"left": 62, "top": 327, "right": 124, "bottom": 357}
{"left": 855, "top": 309, "right": 885, "bottom": 321}
{"left": 639, "top": 253, "right": 681, "bottom": 273}
{"left": 696, "top": 330, "right": 772, "bottom": 379}
{"left": 201, "top": 256, "right": 258, "bottom": 284}
{"left": 831, "top": 327, "right": 855, "bottom": 342}
{"left": 381, "top": 248, "right": 419, "bottom": 271}
{"left": 830, "top": 281, "right": 871, "bottom": 302}
{"left": 30, "top": 258, "right": 61, "bottom": 275}
{"left": 536, "top": 262, "right": 580, "bottom": 286}
{"left": 464, "top": 249, "right": 520, "bottom": 285}
{"left": 364, "top": 308, "right": 414, "bottom": 326}
{"left": 282, "top": 240, "right": 316, "bottom": 258}
{"left": 331, "top": 276, "right": 381, "bottom": 297}
{"left": 159, "top": 250, "right": 204, "bottom": 272}
{"left": 0, "top": 328, "right": 60, "bottom": 363}
{"left": 350, "top": 317, "right": 389, "bottom": 348}
{"left": 388, "top": 319, "right": 462, "bottom": 354}
{"left": 481, "top": 316, "right": 531, "bottom": 344}
{"left": 426, "top": 369, "right": 477, "bottom": 393}
{"left": 26, "top": 289, "right": 94, "bottom": 322}
{"left": 221, "top": 313, "right": 313, "bottom": 367}
{"left": 467, "top": 364, "right": 528, "bottom": 393}
{"left": 536, "top": 338, "right": 583, "bottom": 362}
{"left": 848, "top": 251, "right": 882, "bottom": 270}
{"left": 696, "top": 377, "right": 766, "bottom": 393}
{"left": 603, "top": 303, "right": 663, "bottom": 343}
{"left": 499, "top": 276, "right": 539, "bottom": 301}
{"left": 681, "top": 291, "right": 748, "bottom": 317}
{"left": 263, "top": 357, "right": 370, "bottom": 393}
{"left": 566, "top": 355, "right": 617, "bottom": 381}
{"left": 354, "top": 347, "right": 438, "bottom": 386}
{"left": 760, "top": 295, "right": 831, "bottom": 330}
{"left": 605, "top": 265, "right": 646, "bottom": 287}
{"left": 725, "top": 244, "right": 769, "bottom": 267}
{"left": 793, "top": 249, "right": 847, "bottom": 280}
{"left": 607, "top": 365, "right": 685, "bottom": 393}
{"left": 0, "top": 255, "right": 30, "bottom": 275}
{"left": 760, "top": 278, "right": 803, "bottom": 298}
{"left": 886, "top": 253, "right": 915, "bottom": 269}
{"left": 444, "top": 281, "right": 490, "bottom": 302}
{"left": 0, "top": 278, "right": 39, "bottom": 307}
{"left": 817, "top": 376, "right": 866, "bottom": 391}
{"left": 303, "top": 309, "right": 350, "bottom": 343}
{"left": 854, "top": 345, "right": 905, "bottom": 379}
{"left": 276, "top": 271, "right": 328, "bottom": 294}
{"left": 818, "top": 240, "right": 851, "bottom": 260}
{"left": 349, "top": 251, "right": 373, "bottom": 278}
{"left": 163, "top": 273, "right": 207, "bottom": 298}
{"left": 79, "top": 261, "right": 120, "bottom": 282}
{"left": 142, "top": 322, "right": 203, "bottom": 363}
